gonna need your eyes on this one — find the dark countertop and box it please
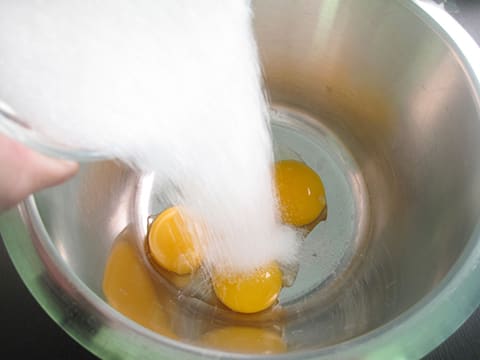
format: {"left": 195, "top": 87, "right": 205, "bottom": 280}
{"left": 0, "top": 1, "right": 479, "bottom": 359}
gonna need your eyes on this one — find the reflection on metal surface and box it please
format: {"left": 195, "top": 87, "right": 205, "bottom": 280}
{"left": 199, "top": 326, "right": 286, "bottom": 354}
{"left": 102, "top": 227, "right": 177, "bottom": 340}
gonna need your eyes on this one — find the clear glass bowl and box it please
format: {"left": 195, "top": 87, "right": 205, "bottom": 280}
{"left": 0, "top": 100, "right": 107, "bottom": 161}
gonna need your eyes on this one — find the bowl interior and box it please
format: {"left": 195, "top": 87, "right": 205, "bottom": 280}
{"left": 24, "top": 0, "right": 480, "bottom": 358}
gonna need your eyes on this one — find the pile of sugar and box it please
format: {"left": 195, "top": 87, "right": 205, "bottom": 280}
{"left": 0, "top": 0, "right": 298, "bottom": 272}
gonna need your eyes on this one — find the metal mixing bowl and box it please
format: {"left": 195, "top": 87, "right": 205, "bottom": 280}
{"left": 1, "top": 0, "right": 480, "bottom": 359}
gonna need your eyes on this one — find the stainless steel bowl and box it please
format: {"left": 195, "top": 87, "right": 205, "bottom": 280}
{"left": 2, "top": 0, "right": 480, "bottom": 359}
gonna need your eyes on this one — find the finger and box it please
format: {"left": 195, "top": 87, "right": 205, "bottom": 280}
{"left": 0, "top": 133, "right": 79, "bottom": 211}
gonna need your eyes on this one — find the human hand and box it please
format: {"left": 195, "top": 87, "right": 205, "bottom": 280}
{"left": 0, "top": 133, "right": 79, "bottom": 211}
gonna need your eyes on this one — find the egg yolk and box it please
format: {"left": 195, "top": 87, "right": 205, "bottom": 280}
{"left": 200, "top": 326, "right": 287, "bottom": 354}
{"left": 147, "top": 206, "right": 203, "bottom": 275}
{"left": 102, "top": 228, "right": 176, "bottom": 338}
{"left": 275, "top": 160, "right": 326, "bottom": 226}
{"left": 212, "top": 262, "right": 282, "bottom": 314}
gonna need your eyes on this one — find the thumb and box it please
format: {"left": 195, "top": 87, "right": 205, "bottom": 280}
{"left": 0, "top": 133, "right": 79, "bottom": 211}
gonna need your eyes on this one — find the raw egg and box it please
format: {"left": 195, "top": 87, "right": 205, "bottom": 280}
{"left": 147, "top": 206, "right": 203, "bottom": 275}
{"left": 275, "top": 160, "right": 326, "bottom": 226}
{"left": 212, "top": 262, "right": 282, "bottom": 314}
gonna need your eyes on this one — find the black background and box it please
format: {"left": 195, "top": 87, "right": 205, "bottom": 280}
{"left": 1, "top": 1, "right": 479, "bottom": 358}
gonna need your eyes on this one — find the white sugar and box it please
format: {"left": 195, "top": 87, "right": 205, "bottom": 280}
{"left": 0, "top": 0, "right": 298, "bottom": 272}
